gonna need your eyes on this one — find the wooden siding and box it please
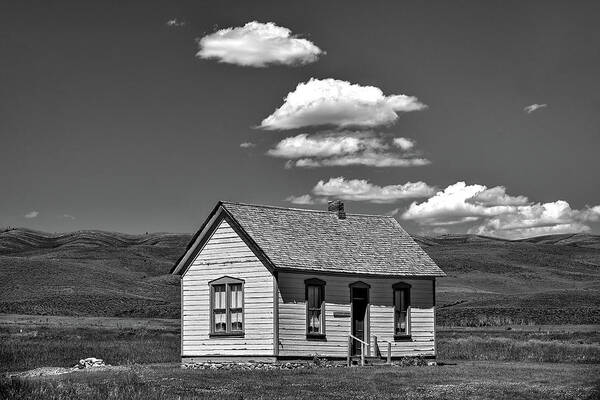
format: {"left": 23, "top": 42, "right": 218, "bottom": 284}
{"left": 277, "top": 272, "right": 435, "bottom": 358}
{"left": 181, "top": 218, "right": 274, "bottom": 357}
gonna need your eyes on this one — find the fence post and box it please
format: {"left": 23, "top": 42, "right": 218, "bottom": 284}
{"left": 387, "top": 342, "right": 392, "bottom": 364}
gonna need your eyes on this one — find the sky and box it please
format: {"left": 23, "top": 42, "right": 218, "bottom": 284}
{"left": 1, "top": 0, "right": 599, "bottom": 238}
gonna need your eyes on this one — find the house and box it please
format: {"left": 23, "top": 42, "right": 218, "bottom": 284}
{"left": 171, "top": 200, "right": 445, "bottom": 363}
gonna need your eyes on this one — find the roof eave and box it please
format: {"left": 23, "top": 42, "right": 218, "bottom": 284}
{"left": 272, "top": 266, "right": 445, "bottom": 279}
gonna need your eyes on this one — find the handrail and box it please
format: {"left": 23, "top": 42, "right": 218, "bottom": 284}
{"left": 347, "top": 335, "right": 394, "bottom": 366}
{"left": 347, "top": 334, "right": 369, "bottom": 367}
{"left": 348, "top": 334, "right": 369, "bottom": 346}
{"left": 349, "top": 334, "right": 391, "bottom": 345}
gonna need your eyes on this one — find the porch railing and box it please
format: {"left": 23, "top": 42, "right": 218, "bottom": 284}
{"left": 347, "top": 334, "right": 392, "bottom": 366}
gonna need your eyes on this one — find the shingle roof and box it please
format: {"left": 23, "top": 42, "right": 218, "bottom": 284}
{"left": 220, "top": 202, "right": 445, "bottom": 277}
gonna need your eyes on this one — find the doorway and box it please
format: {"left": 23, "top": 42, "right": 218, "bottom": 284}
{"left": 350, "top": 282, "right": 370, "bottom": 355}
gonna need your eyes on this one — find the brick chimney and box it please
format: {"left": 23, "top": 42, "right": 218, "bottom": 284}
{"left": 328, "top": 200, "right": 346, "bottom": 219}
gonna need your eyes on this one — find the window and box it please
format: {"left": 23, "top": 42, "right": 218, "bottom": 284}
{"left": 209, "top": 277, "right": 244, "bottom": 337}
{"left": 393, "top": 282, "right": 411, "bottom": 338}
{"left": 305, "top": 278, "right": 326, "bottom": 338}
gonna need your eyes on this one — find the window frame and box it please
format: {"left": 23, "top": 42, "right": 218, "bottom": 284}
{"left": 209, "top": 276, "right": 245, "bottom": 338}
{"left": 393, "top": 282, "right": 411, "bottom": 340}
{"left": 305, "top": 278, "right": 326, "bottom": 340}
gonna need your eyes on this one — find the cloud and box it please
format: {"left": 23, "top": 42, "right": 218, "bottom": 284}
{"left": 259, "top": 78, "right": 427, "bottom": 130}
{"left": 166, "top": 19, "right": 185, "bottom": 27}
{"left": 309, "top": 177, "right": 436, "bottom": 203}
{"left": 267, "top": 131, "right": 429, "bottom": 168}
{"left": 402, "top": 181, "right": 600, "bottom": 239}
{"left": 197, "top": 21, "right": 323, "bottom": 67}
{"left": 392, "top": 137, "right": 415, "bottom": 151}
{"left": 60, "top": 214, "right": 76, "bottom": 220}
{"left": 402, "top": 182, "right": 528, "bottom": 224}
{"left": 524, "top": 104, "right": 547, "bottom": 114}
{"left": 24, "top": 211, "right": 39, "bottom": 219}
{"left": 467, "top": 186, "right": 529, "bottom": 207}
{"left": 285, "top": 194, "right": 316, "bottom": 205}
{"left": 470, "top": 201, "right": 594, "bottom": 239}
{"left": 386, "top": 208, "right": 401, "bottom": 216}
{"left": 240, "top": 142, "right": 256, "bottom": 148}
{"left": 268, "top": 132, "right": 384, "bottom": 158}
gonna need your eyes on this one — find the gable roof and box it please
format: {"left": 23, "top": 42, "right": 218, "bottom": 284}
{"left": 171, "top": 201, "right": 445, "bottom": 277}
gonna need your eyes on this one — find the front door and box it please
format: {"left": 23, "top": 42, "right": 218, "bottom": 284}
{"left": 351, "top": 286, "right": 369, "bottom": 355}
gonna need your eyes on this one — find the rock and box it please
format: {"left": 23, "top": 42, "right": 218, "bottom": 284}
{"left": 76, "top": 357, "right": 105, "bottom": 369}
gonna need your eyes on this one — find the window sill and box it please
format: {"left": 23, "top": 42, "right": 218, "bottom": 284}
{"left": 306, "top": 334, "right": 327, "bottom": 341}
{"left": 209, "top": 332, "right": 245, "bottom": 338}
{"left": 394, "top": 335, "right": 412, "bottom": 341}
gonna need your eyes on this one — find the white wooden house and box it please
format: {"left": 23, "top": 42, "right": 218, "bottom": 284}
{"left": 171, "top": 201, "right": 445, "bottom": 363}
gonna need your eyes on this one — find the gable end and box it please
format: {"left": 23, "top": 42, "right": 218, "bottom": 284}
{"left": 172, "top": 203, "right": 277, "bottom": 276}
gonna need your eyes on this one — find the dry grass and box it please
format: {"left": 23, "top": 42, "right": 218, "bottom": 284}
{"left": 1, "top": 362, "right": 598, "bottom": 400}
{"left": 2, "top": 319, "right": 599, "bottom": 374}
{"left": 0, "top": 325, "right": 179, "bottom": 373}
{"left": 1, "top": 316, "right": 598, "bottom": 399}
{"left": 437, "top": 326, "right": 600, "bottom": 363}
{"left": 438, "top": 336, "right": 599, "bottom": 363}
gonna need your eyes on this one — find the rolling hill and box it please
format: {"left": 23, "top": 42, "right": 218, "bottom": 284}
{"left": 0, "top": 228, "right": 598, "bottom": 325}
{"left": 0, "top": 228, "right": 187, "bottom": 318}
{"left": 414, "top": 233, "right": 600, "bottom": 325}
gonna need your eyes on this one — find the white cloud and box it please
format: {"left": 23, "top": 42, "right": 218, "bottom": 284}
{"left": 311, "top": 177, "right": 436, "bottom": 203}
{"left": 470, "top": 200, "right": 593, "bottom": 239}
{"left": 402, "top": 182, "right": 527, "bottom": 224}
{"left": 240, "top": 142, "right": 256, "bottom": 148}
{"left": 60, "top": 214, "right": 76, "bottom": 220}
{"left": 166, "top": 19, "right": 185, "bottom": 27}
{"left": 197, "top": 21, "right": 323, "bottom": 67}
{"left": 524, "top": 104, "right": 547, "bottom": 114}
{"left": 267, "top": 131, "right": 428, "bottom": 168}
{"left": 402, "top": 181, "right": 600, "bottom": 239}
{"left": 24, "top": 211, "right": 39, "bottom": 219}
{"left": 386, "top": 208, "right": 401, "bottom": 216}
{"left": 259, "top": 78, "right": 427, "bottom": 130}
{"left": 392, "top": 137, "right": 415, "bottom": 151}
{"left": 268, "top": 132, "right": 384, "bottom": 158}
{"left": 285, "top": 194, "right": 315, "bottom": 205}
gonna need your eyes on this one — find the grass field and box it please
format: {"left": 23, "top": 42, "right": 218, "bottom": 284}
{"left": 0, "top": 325, "right": 179, "bottom": 373}
{"left": 1, "top": 315, "right": 598, "bottom": 370}
{"left": 437, "top": 325, "right": 600, "bottom": 363}
{"left": 2, "top": 361, "right": 598, "bottom": 400}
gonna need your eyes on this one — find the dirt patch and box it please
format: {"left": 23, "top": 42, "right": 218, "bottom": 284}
{"left": 11, "top": 366, "right": 77, "bottom": 378}
{"left": 8, "top": 364, "right": 130, "bottom": 379}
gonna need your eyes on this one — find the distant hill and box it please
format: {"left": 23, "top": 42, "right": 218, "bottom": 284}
{"left": 0, "top": 228, "right": 598, "bottom": 325}
{"left": 0, "top": 228, "right": 189, "bottom": 318}
{"left": 414, "top": 233, "right": 600, "bottom": 325}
